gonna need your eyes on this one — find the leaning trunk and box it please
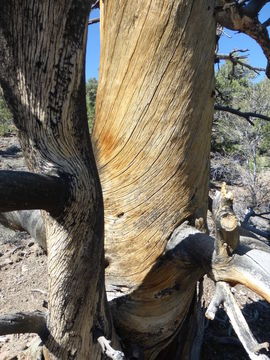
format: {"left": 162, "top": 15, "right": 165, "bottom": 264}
{"left": 93, "top": 0, "right": 216, "bottom": 357}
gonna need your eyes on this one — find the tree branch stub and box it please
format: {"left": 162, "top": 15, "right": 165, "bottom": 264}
{"left": 212, "top": 183, "right": 240, "bottom": 258}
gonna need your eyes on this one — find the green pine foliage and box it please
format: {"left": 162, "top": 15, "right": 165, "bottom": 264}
{"left": 86, "top": 77, "right": 98, "bottom": 132}
{"left": 213, "top": 62, "right": 270, "bottom": 168}
{"left": 0, "top": 89, "right": 13, "bottom": 136}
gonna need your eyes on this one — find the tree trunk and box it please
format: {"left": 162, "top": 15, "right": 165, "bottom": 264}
{"left": 1, "top": 1, "right": 270, "bottom": 359}
{"left": 0, "top": 1, "right": 112, "bottom": 358}
{"left": 93, "top": 0, "right": 216, "bottom": 357}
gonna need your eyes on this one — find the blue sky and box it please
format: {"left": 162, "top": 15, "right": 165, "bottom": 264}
{"left": 85, "top": 5, "right": 270, "bottom": 81}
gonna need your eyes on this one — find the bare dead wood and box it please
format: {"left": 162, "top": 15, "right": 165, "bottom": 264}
{"left": 240, "top": 0, "right": 270, "bottom": 18}
{"left": 206, "top": 282, "right": 270, "bottom": 360}
{"left": 212, "top": 183, "right": 240, "bottom": 257}
{"left": 241, "top": 222, "right": 270, "bottom": 241}
{"left": 97, "top": 336, "right": 126, "bottom": 360}
{"left": 216, "top": 51, "right": 265, "bottom": 74}
{"left": 0, "top": 170, "right": 68, "bottom": 213}
{"left": 88, "top": 17, "right": 100, "bottom": 25}
{"left": 215, "top": 1, "right": 270, "bottom": 78}
{"left": 214, "top": 105, "right": 270, "bottom": 124}
{"left": 91, "top": 0, "right": 100, "bottom": 9}
{"left": 0, "top": 311, "right": 48, "bottom": 339}
{"left": 241, "top": 208, "right": 270, "bottom": 241}
{"left": 0, "top": 210, "right": 46, "bottom": 250}
{"left": 263, "top": 18, "right": 270, "bottom": 27}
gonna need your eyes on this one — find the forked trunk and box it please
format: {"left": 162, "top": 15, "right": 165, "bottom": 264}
{"left": 93, "top": 0, "right": 216, "bottom": 357}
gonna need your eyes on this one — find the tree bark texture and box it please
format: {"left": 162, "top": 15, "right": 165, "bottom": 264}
{"left": 0, "top": 1, "right": 111, "bottom": 359}
{"left": 93, "top": 1, "right": 216, "bottom": 357}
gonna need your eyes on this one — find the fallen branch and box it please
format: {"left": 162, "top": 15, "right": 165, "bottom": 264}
{"left": 241, "top": 222, "right": 270, "bottom": 241}
{"left": 206, "top": 282, "right": 270, "bottom": 360}
{"left": 214, "top": 105, "right": 270, "bottom": 124}
{"left": 0, "top": 311, "right": 48, "bottom": 340}
{"left": 97, "top": 335, "right": 126, "bottom": 360}
{"left": 0, "top": 210, "right": 46, "bottom": 250}
{"left": 242, "top": 208, "right": 270, "bottom": 241}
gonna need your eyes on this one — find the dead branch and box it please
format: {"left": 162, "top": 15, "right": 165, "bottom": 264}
{"left": 0, "top": 170, "right": 68, "bottom": 213}
{"left": 206, "top": 281, "right": 270, "bottom": 360}
{"left": 0, "top": 311, "right": 48, "bottom": 340}
{"left": 212, "top": 183, "right": 240, "bottom": 257}
{"left": 214, "top": 104, "right": 270, "bottom": 124}
{"left": 242, "top": 208, "right": 270, "bottom": 240}
{"left": 263, "top": 18, "right": 270, "bottom": 27}
{"left": 97, "top": 336, "right": 126, "bottom": 360}
{"left": 216, "top": 52, "right": 265, "bottom": 74}
{"left": 240, "top": 0, "right": 270, "bottom": 18}
{"left": 88, "top": 17, "right": 100, "bottom": 25}
{"left": 91, "top": 0, "right": 100, "bottom": 9}
{"left": 243, "top": 208, "right": 270, "bottom": 222}
{"left": 241, "top": 222, "right": 270, "bottom": 241}
{"left": 215, "top": 1, "right": 270, "bottom": 78}
{"left": 0, "top": 210, "right": 46, "bottom": 250}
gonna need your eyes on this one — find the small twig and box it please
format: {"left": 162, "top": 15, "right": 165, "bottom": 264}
{"left": 88, "top": 17, "right": 100, "bottom": 25}
{"left": 97, "top": 336, "right": 126, "bottom": 360}
{"left": 31, "top": 289, "right": 47, "bottom": 296}
{"left": 206, "top": 282, "right": 270, "bottom": 360}
{"left": 215, "top": 105, "right": 270, "bottom": 124}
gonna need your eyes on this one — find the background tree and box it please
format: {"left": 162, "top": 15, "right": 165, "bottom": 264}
{"left": 0, "top": 88, "right": 13, "bottom": 136}
{"left": 0, "top": 1, "right": 270, "bottom": 360}
{"left": 213, "top": 62, "right": 270, "bottom": 210}
{"left": 86, "top": 77, "right": 98, "bottom": 131}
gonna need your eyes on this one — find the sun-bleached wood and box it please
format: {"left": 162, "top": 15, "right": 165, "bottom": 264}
{"left": 93, "top": 2, "right": 216, "bottom": 356}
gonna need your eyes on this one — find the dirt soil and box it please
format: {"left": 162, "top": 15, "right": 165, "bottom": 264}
{"left": 0, "top": 135, "right": 270, "bottom": 359}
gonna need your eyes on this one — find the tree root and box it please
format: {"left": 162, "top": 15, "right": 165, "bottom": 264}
{"left": 206, "top": 281, "right": 270, "bottom": 360}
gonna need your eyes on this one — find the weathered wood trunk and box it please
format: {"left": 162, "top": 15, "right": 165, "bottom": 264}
{"left": 0, "top": 0, "right": 218, "bottom": 358}
{"left": 2, "top": 1, "right": 270, "bottom": 359}
{"left": 0, "top": 1, "right": 111, "bottom": 358}
{"left": 93, "top": 0, "right": 216, "bottom": 357}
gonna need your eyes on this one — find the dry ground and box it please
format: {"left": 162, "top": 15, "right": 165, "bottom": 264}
{"left": 0, "top": 135, "right": 269, "bottom": 359}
